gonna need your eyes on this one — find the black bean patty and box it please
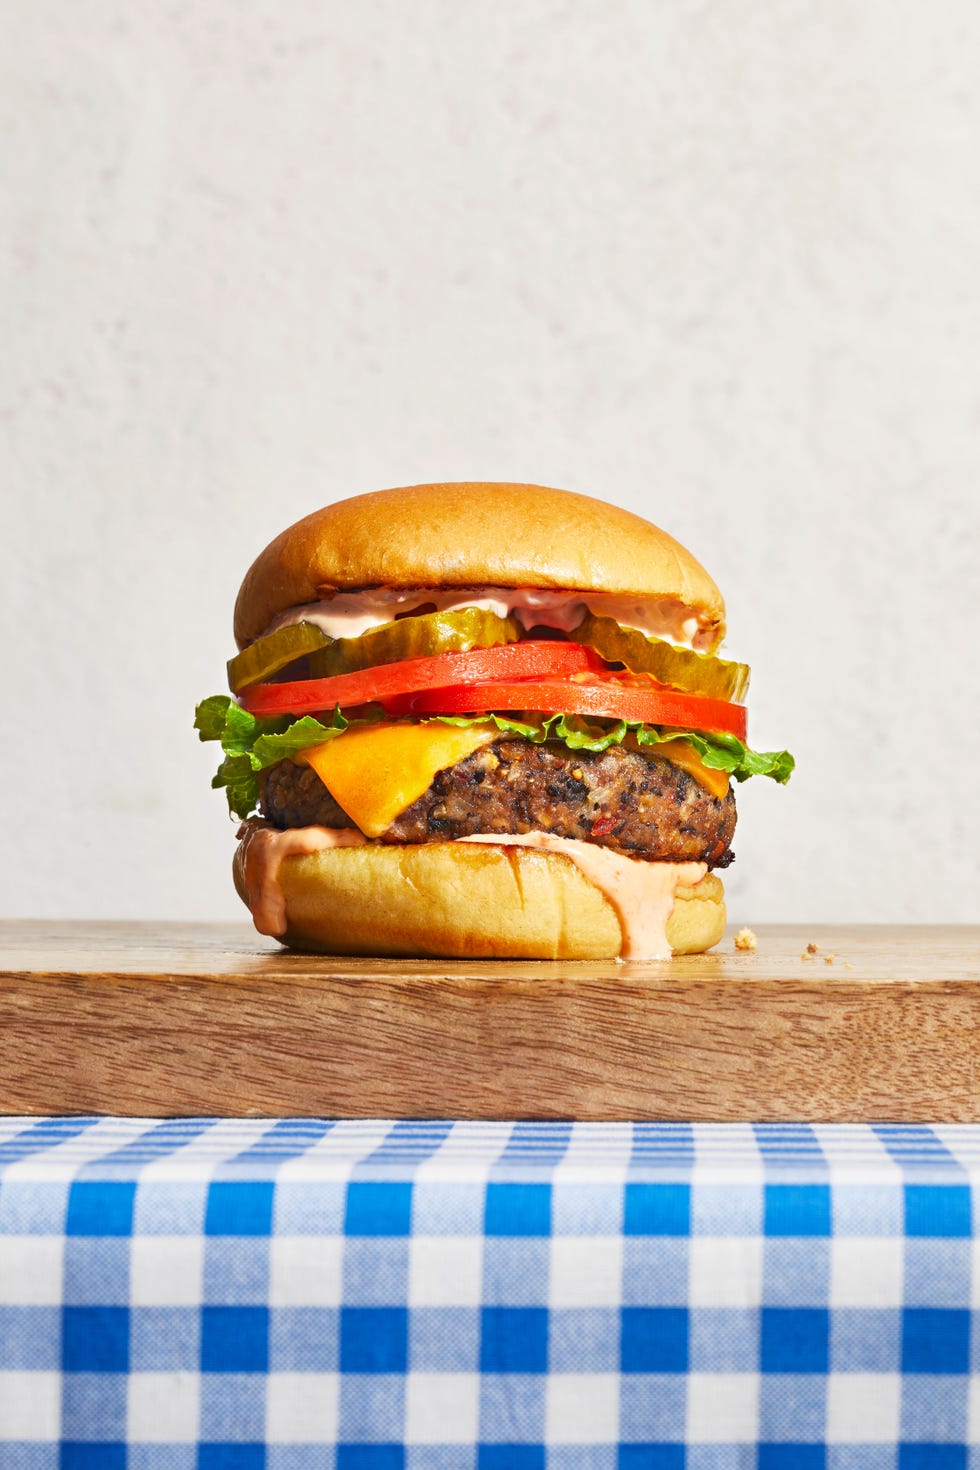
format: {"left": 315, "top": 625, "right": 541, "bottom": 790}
{"left": 261, "top": 739, "right": 736, "bottom": 867}
{"left": 261, "top": 761, "right": 351, "bottom": 831}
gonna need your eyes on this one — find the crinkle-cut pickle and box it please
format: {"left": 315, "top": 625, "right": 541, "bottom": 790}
{"left": 308, "top": 607, "right": 521, "bottom": 678}
{"left": 229, "top": 606, "right": 749, "bottom": 702}
{"left": 227, "top": 621, "right": 331, "bottom": 692}
{"left": 573, "top": 612, "right": 750, "bottom": 702}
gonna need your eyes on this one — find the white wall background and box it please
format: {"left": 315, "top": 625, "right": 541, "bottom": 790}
{"left": 2, "top": 1, "right": 978, "bottom": 926}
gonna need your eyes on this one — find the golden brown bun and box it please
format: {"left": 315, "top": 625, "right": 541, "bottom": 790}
{"left": 234, "top": 838, "right": 725, "bottom": 959}
{"left": 233, "top": 482, "right": 725, "bottom": 650}
{"left": 667, "top": 872, "right": 727, "bottom": 955}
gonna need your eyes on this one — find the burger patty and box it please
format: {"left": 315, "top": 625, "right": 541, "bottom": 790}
{"left": 261, "top": 762, "right": 352, "bottom": 831}
{"left": 261, "top": 739, "right": 736, "bottom": 867}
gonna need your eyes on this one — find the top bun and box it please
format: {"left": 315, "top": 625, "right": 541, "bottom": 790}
{"left": 234, "top": 482, "right": 725, "bottom": 649}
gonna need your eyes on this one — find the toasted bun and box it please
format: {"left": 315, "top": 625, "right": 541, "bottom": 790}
{"left": 667, "top": 872, "right": 728, "bottom": 956}
{"left": 234, "top": 838, "right": 725, "bottom": 960}
{"left": 233, "top": 482, "right": 725, "bottom": 650}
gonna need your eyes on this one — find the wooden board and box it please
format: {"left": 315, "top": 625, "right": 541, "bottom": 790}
{"left": 2, "top": 921, "right": 979, "bottom": 1121}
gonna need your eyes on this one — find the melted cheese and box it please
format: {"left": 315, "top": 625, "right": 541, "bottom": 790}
{"left": 652, "top": 739, "right": 730, "bottom": 800}
{"left": 298, "top": 722, "right": 499, "bottom": 838}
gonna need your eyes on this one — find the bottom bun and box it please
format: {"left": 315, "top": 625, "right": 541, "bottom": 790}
{"left": 235, "top": 837, "right": 726, "bottom": 960}
{"left": 666, "top": 872, "right": 727, "bottom": 955}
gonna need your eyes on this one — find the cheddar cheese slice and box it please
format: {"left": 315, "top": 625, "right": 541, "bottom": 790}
{"left": 299, "top": 722, "right": 499, "bottom": 837}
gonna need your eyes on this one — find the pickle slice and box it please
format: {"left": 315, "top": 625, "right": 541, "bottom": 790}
{"left": 227, "top": 621, "right": 332, "bottom": 692}
{"left": 573, "top": 612, "right": 751, "bottom": 702}
{"left": 309, "top": 608, "right": 520, "bottom": 678}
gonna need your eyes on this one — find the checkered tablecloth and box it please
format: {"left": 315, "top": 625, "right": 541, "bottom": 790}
{"left": 2, "top": 1118, "right": 979, "bottom": 1467}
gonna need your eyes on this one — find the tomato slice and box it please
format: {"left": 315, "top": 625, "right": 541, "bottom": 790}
{"left": 383, "top": 677, "right": 748, "bottom": 740}
{"left": 239, "top": 638, "right": 748, "bottom": 739}
{"left": 239, "top": 640, "right": 606, "bottom": 717}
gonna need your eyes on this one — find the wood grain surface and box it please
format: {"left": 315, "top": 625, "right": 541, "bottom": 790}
{"left": 2, "top": 921, "right": 979, "bottom": 1120}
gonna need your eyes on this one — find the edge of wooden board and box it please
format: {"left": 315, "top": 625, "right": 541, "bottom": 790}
{"left": 1, "top": 922, "right": 978, "bottom": 1119}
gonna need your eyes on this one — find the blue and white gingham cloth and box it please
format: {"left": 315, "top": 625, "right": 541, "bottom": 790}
{"left": 1, "top": 1118, "right": 980, "bottom": 1468}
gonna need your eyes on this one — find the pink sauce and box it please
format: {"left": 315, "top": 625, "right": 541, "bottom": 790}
{"left": 237, "top": 821, "right": 365, "bottom": 937}
{"left": 266, "top": 586, "right": 711, "bottom": 650}
{"left": 238, "top": 820, "right": 706, "bottom": 959}
{"left": 459, "top": 833, "right": 705, "bottom": 959}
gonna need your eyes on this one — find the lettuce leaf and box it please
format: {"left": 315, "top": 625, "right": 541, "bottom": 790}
{"left": 195, "top": 695, "right": 794, "bottom": 820}
{"left": 194, "top": 697, "right": 351, "bottom": 817}
{"left": 430, "top": 712, "right": 795, "bottom": 783}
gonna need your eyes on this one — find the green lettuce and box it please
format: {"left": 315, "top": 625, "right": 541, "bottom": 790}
{"left": 194, "top": 696, "right": 353, "bottom": 818}
{"left": 430, "top": 711, "right": 795, "bottom": 782}
{"left": 195, "top": 695, "right": 794, "bottom": 821}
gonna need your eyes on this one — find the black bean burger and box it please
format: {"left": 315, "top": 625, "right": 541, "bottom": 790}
{"left": 195, "top": 482, "right": 793, "bottom": 959}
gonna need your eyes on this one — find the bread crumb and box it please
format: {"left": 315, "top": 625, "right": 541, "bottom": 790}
{"left": 843, "top": 962, "right": 855, "bottom": 970}
{"left": 734, "top": 927, "right": 757, "bottom": 951}
{"left": 801, "top": 951, "right": 814, "bottom": 960}
{"left": 824, "top": 954, "right": 835, "bottom": 965}
{"left": 806, "top": 942, "right": 819, "bottom": 954}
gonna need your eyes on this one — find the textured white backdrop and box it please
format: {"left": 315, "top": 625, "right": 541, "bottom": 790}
{"left": 2, "top": 2, "right": 978, "bottom": 925}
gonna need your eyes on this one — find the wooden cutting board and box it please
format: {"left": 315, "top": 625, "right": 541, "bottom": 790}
{"left": 2, "top": 921, "right": 979, "bottom": 1121}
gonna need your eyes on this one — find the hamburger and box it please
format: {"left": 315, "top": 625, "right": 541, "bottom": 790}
{"left": 195, "top": 482, "right": 793, "bottom": 959}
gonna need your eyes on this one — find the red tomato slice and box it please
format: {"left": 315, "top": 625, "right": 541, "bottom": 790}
{"left": 239, "top": 640, "right": 605, "bottom": 717}
{"left": 383, "top": 677, "right": 748, "bottom": 740}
